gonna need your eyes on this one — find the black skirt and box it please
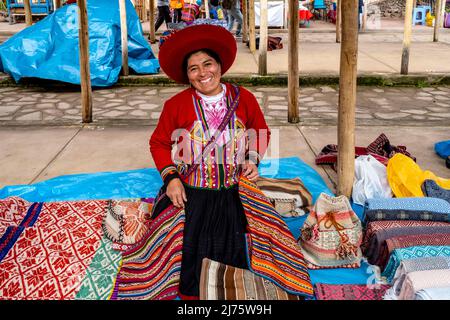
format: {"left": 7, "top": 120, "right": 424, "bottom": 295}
{"left": 153, "top": 184, "right": 249, "bottom": 296}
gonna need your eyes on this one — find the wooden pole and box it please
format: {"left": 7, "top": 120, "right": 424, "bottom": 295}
{"left": 336, "top": 0, "right": 341, "bottom": 43}
{"left": 337, "top": 0, "right": 359, "bottom": 198}
{"left": 249, "top": 0, "right": 256, "bottom": 52}
{"left": 55, "top": 0, "right": 62, "bottom": 9}
{"left": 433, "top": 0, "right": 442, "bottom": 42}
{"left": 24, "top": 0, "right": 32, "bottom": 26}
{"left": 77, "top": 0, "right": 93, "bottom": 123}
{"left": 119, "top": 0, "right": 129, "bottom": 76}
{"left": 258, "top": 0, "right": 268, "bottom": 75}
{"left": 288, "top": 0, "right": 299, "bottom": 123}
{"left": 401, "top": 0, "right": 414, "bottom": 74}
{"left": 149, "top": 0, "right": 156, "bottom": 43}
{"left": 242, "top": 0, "right": 248, "bottom": 43}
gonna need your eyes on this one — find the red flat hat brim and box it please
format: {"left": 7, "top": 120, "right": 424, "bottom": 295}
{"left": 159, "top": 25, "right": 237, "bottom": 84}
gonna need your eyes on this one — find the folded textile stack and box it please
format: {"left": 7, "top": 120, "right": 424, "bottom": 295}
{"left": 360, "top": 197, "right": 450, "bottom": 300}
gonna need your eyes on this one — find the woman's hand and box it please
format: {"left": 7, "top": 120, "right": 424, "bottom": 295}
{"left": 241, "top": 161, "right": 259, "bottom": 181}
{"left": 166, "top": 178, "right": 187, "bottom": 208}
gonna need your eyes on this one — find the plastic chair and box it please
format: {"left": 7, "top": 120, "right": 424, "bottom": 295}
{"left": 412, "top": 7, "right": 426, "bottom": 26}
{"left": 418, "top": 5, "right": 432, "bottom": 16}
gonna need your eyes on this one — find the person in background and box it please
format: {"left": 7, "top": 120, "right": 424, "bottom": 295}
{"left": 155, "top": 0, "right": 172, "bottom": 31}
{"left": 170, "top": 0, "right": 184, "bottom": 23}
{"left": 226, "top": 0, "right": 243, "bottom": 37}
{"left": 358, "top": 0, "right": 364, "bottom": 30}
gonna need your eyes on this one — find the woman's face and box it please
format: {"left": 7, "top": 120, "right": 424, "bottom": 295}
{"left": 186, "top": 51, "right": 222, "bottom": 96}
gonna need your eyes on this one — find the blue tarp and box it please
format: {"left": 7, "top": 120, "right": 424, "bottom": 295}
{"left": 435, "top": 140, "right": 450, "bottom": 159}
{"left": 0, "top": 157, "right": 372, "bottom": 285}
{"left": 0, "top": 0, "right": 159, "bottom": 87}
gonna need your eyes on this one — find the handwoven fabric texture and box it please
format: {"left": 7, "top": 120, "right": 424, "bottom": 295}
{"left": 398, "top": 269, "right": 450, "bottom": 300}
{"left": 314, "top": 283, "right": 390, "bottom": 300}
{"left": 382, "top": 245, "right": 450, "bottom": 283}
{"left": 199, "top": 258, "right": 302, "bottom": 300}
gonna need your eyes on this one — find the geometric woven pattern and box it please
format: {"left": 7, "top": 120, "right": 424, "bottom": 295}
{"left": 0, "top": 200, "right": 107, "bottom": 300}
{"left": 382, "top": 245, "right": 450, "bottom": 283}
{"left": 75, "top": 236, "right": 122, "bottom": 300}
{"left": 315, "top": 283, "right": 391, "bottom": 300}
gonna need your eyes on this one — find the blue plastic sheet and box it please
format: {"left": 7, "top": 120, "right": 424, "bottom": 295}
{"left": 0, "top": 157, "right": 371, "bottom": 285}
{"left": 435, "top": 140, "right": 450, "bottom": 159}
{"left": 0, "top": 0, "right": 159, "bottom": 87}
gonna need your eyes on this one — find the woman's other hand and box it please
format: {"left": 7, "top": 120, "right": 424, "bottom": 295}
{"left": 241, "top": 161, "right": 259, "bottom": 181}
{"left": 166, "top": 178, "right": 187, "bottom": 208}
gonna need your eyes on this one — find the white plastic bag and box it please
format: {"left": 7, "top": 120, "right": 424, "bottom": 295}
{"left": 352, "top": 155, "right": 392, "bottom": 205}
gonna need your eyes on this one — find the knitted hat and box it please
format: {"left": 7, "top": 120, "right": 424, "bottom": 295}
{"left": 158, "top": 24, "right": 237, "bottom": 84}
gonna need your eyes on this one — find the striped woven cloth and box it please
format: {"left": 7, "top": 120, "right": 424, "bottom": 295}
{"left": 315, "top": 283, "right": 391, "bottom": 300}
{"left": 382, "top": 245, "right": 450, "bottom": 283}
{"left": 239, "top": 177, "right": 314, "bottom": 298}
{"left": 199, "top": 258, "right": 302, "bottom": 300}
{"left": 384, "top": 256, "right": 450, "bottom": 300}
{"left": 111, "top": 205, "right": 184, "bottom": 300}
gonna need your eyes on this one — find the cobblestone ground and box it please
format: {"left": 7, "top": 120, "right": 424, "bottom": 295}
{"left": 0, "top": 85, "right": 449, "bottom": 126}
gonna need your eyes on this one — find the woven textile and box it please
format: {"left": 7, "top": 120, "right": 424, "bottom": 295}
{"left": 398, "top": 269, "right": 450, "bottom": 300}
{"left": 382, "top": 246, "right": 450, "bottom": 283}
{"left": 0, "top": 199, "right": 107, "bottom": 300}
{"left": 299, "top": 193, "right": 363, "bottom": 269}
{"left": 199, "top": 258, "right": 302, "bottom": 300}
{"left": 415, "top": 287, "right": 450, "bottom": 300}
{"left": 255, "top": 177, "right": 313, "bottom": 217}
{"left": 363, "top": 197, "right": 450, "bottom": 224}
{"left": 380, "top": 233, "right": 450, "bottom": 268}
{"left": 112, "top": 205, "right": 184, "bottom": 300}
{"left": 363, "top": 225, "right": 450, "bottom": 269}
{"left": 102, "top": 199, "right": 152, "bottom": 245}
{"left": 422, "top": 179, "right": 450, "bottom": 203}
{"left": 315, "top": 283, "right": 391, "bottom": 300}
{"left": 383, "top": 256, "right": 450, "bottom": 300}
{"left": 0, "top": 197, "right": 33, "bottom": 234}
{"left": 75, "top": 236, "right": 122, "bottom": 300}
{"left": 239, "top": 177, "right": 314, "bottom": 297}
{"left": 361, "top": 220, "right": 449, "bottom": 253}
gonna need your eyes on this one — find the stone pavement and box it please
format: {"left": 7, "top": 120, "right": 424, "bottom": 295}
{"left": 1, "top": 85, "right": 449, "bottom": 126}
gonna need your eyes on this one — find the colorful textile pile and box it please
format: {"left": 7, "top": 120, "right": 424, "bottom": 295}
{"left": 314, "top": 283, "right": 390, "bottom": 300}
{"left": 0, "top": 197, "right": 118, "bottom": 300}
{"left": 422, "top": 179, "right": 450, "bottom": 204}
{"left": 199, "top": 258, "right": 302, "bottom": 300}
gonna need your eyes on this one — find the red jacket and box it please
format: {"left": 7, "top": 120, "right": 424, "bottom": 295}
{"left": 150, "top": 83, "right": 270, "bottom": 184}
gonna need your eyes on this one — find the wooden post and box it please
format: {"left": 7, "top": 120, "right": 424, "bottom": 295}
{"left": 401, "top": 0, "right": 414, "bottom": 74}
{"left": 242, "top": 0, "right": 248, "bottom": 43}
{"left": 119, "top": 0, "right": 129, "bottom": 76}
{"left": 24, "top": 0, "right": 32, "bottom": 26}
{"left": 55, "top": 0, "right": 62, "bottom": 9}
{"left": 249, "top": 0, "right": 256, "bottom": 52}
{"left": 149, "top": 0, "right": 156, "bottom": 43}
{"left": 77, "top": 0, "right": 93, "bottom": 123}
{"left": 336, "top": 0, "right": 341, "bottom": 43}
{"left": 337, "top": 0, "right": 359, "bottom": 198}
{"left": 288, "top": 0, "right": 299, "bottom": 123}
{"left": 258, "top": 0, "right": 268, "bottom": 75}
{"left": 433, "top": 0, "right": 442, "bottom": 42}
{"left": 204, "top": 0, "right": 210, "bottom": 19}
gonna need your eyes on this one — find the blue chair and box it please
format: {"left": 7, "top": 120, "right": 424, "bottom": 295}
{"left": 412, "top": 7, "right": 426, "bottom": 26}
{"left": 418, "top": 5, "right": 432, "bottom": 16}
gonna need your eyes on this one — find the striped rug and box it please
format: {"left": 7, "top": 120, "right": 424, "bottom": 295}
{"left": 239, "top": 177, "right": 314, "bottom": 298}
{"left": 111, "top": 205, "right": 184, "bottom": 300}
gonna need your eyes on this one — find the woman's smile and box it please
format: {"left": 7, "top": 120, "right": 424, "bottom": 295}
{"left": 187, "top": 52, "right": 222, "bottom": 96}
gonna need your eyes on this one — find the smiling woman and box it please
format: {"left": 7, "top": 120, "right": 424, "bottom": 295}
{"left": 147, "top": 24, "right": 275, "bottom": 299}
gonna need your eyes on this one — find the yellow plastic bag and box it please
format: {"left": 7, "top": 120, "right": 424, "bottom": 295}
{"left": 387, "top": 153, "right": 450, "bottom": 198}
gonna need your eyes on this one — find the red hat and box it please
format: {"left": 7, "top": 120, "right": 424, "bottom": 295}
{"left": 158, "top": 24, "right": 237, "bottom": 84}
